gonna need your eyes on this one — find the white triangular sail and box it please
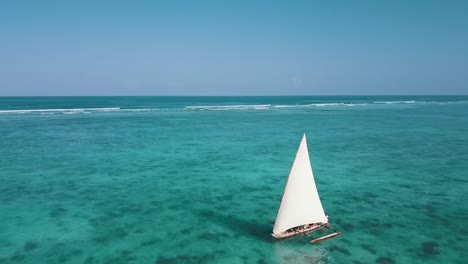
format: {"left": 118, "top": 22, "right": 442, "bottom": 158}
{"left": 273, "top": 134, "right": 328, "bottom": 236}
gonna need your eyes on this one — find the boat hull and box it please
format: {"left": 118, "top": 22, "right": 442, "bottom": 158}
{"left": 272, "top": 224, "right": 325, "bottom": 239}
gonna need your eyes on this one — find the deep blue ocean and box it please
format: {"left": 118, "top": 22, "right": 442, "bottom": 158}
{"left": 0, "top": 96, "right": 467, "bottom": 264}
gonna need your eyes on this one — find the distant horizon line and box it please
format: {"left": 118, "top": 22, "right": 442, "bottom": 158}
{"left": 1, "top": 94, "right": 467, "bottom": 97}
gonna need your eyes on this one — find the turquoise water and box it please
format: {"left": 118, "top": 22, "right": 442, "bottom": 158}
{"left": 0, "top": 96, "right": 467, "bottom": 264}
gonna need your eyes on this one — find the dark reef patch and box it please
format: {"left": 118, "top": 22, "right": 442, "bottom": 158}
{"left": 119, "top": 205, "right": 142, "bottom": 214}
{"left": 359, "top": 218, "right": 380, "bottom": 228}
{"left": 340, "top": 238, "right": 352, "bottom": 244}
{"left": 143, "top": 209, "right": 153, "bottom": 215}
{"left": 92, "top": 227, "right": 129, "bottom": 244}
{"left": 327, "top": 245, "right": 351, "bottom": 256}
{"left": 353, "top": 260, "right": 367, "bottom": 264}
{"left": 180, "top": 228, "right": 190, "bottom": 235}
{"left": 49, "top": 207, "right": 67, "bottom": 218}
{"left": 120, "top": 250, "right": 132, "bottom": 256}
{"left": 419, "top": 242, "right": 440, "bottom": 257}
{"left": 219, "top": 194, "right": 233, "bottom": 201}
{"left": 375, "top": 257, "right": 394, "bottom": 263}
{"left": 127, "top": 256, "right": 137, "bottom": 261}
{"left": 342, "top": 223, "right": 354, "bottom": 232}
{"left": 83, "top": 256, "right": 96, "bottom": 264}
{"left": 10, "top": 254, "right": 25, "bottom": 262}
{"left": 117, "top": 250, "right": 138, "bottom": 262}
{"left": 370, "top": 229, "right": 381, "bottom": 237}
{"left": 155, "top": 254, "right": 215, "bottom": 264}
{"left": 58, "top": 254, "right": 71, "bottom": 263}
{"left": 424, "top": 205, "right": 441, "bottom": 220}
{"left": 72, "top": 249, "right": 83, "bottom": 256}
{"left": 46, "top": 242, "right": 85, "bottom": 263}
{"left": 102, "top": 256, "right": 130, "bottom": 264}
{"left": 397, "top": 183, "right": 412, "bottom": 189}
{"left": 198, "top": 232, "right": 223, "bottom": 242}
{"left": 24, "top": 241, "right": 39, "bottom": 251}
{"left": 113, "top": 228, "right": 129, "bottom": 238}
{"left": 134, "top": 228, "right": 144, "bottom": 234}
{"left": 361, "top": 244, "right": 376, "bottom": 254}
{"left": 141, "top": 238, "right": 159, "bottom": 247}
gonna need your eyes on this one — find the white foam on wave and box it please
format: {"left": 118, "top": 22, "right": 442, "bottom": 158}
{"left": 253, "top": 105, "right": 269, "bottom": 110}
{"left": 343, "top": 103, "right": 368, "bottom": 106}
{"left": 185, "top": 104, "right": 271, "bottom": 111}
{"left": 373, "top": 101, "right": 416, "bottom": 104}
{"left": 309, "top": 103, "right": 344, "bottom": 107}
{"left": 0, "top": 107, "right": 121, "bottom": 114}
{"left": 274, "top": 103, "right": 369, "bottom": 108}
{"left": 0, "top": 107, "right": 160, "bottom": 114}
{"left": 273, "top": 104, "right": 316, "bottom": 108}
{"left": 309, "top": 103, "right": 369, "bottom": 107}
{"left": 273, "top": 105, "right": 299, "bottom": 108}
{"left": 121, "top": 108, "right": 158, "bottom": 112}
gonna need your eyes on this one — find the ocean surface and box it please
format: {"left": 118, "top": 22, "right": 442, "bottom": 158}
{"left": 0, "top": 96, "right": 467, "bottom": 264}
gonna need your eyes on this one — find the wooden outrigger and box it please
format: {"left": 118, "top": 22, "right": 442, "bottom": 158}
{"left": 310, "top": 231, "right": 342, "bottom": 243}
{"left": 307, "top": 224, "right": 342, "bottom": 243}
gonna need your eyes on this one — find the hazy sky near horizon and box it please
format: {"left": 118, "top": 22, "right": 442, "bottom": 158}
{"left": 1, "top": 0, "right": 467, "bottom": 96}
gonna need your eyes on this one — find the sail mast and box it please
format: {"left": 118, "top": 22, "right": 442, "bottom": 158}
{"left": 273, "top": 134, "right": 328, "bottom": 235}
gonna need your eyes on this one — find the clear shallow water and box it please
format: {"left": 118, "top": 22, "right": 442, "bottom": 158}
{"left": 0, "top": 96, "right": 467, "bottom": 264}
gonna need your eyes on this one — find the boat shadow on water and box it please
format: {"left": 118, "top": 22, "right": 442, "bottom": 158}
{"left": 197, "top": 209, "right": 274, "bottom": 242}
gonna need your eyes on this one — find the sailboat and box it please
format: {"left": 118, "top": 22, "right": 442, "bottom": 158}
{"left": 272, "top": 134, "right": 341, "bottom": 243}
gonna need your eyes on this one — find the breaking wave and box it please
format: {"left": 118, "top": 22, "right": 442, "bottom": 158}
{"left": 273, "top": 103, "right": 367, "bottom": 108}
{"left": 0, "top": 107, "right": 159, "bottom": 115}
{"left": 185, "top": 104, "right": 271, "bottom": 111}
{"left": 0, "top": 107, "right": 121, "bottom": 114}
{"left": 309, "top": 103, "right": 368, "bottom": 107}
{"left": 1, "top": 99, "right": 463, "bottom": 115}
{"left": 373, "top": 101, "right": 416, "bottom": 104}
{"left": 184, "top": 101, "right": 426, "bottom": 110}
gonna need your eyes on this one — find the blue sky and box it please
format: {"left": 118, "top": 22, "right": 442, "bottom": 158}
{"left": 1, "top": 0, "right": 467, "bottom": 95}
